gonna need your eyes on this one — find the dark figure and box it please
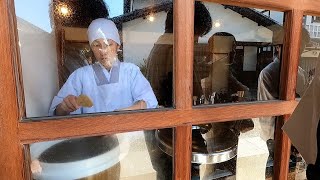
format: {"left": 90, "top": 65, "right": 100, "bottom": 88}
{"left": 145, "top": 2, "right": 212, "bottom": 179}
{"left": 306, "top": 122, "right": 320, "bottom": 180}
{"left": 146, "top": 1, "right": 212, "bottom": 107}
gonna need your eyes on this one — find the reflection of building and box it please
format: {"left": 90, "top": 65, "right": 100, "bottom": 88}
{"left": 294, "top": 16, "right": 320, "bottom": 86}
{"left": 56, "top": 1, "right": 283, "bottom": 85}
{"left": 301, "top": 16, "right": 320, "bottom": 82}
{"left": 304, "top": 16, "right": 320, "bottom": 39}
{"left": 301, "top": 49, "right": 320, "bottom": 82}
{"left": 303, "top": 16, "right": 320, "bottom": 50}
{"left": 116, "top": 2, "right": 282, "bottom": 102}
{"left": 118, "top": 2, "right": 281, "bottom": 66}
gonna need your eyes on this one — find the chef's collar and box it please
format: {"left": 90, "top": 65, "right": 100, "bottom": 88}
{"left": 93, "top": 59, "right": 120, "bottom": 85}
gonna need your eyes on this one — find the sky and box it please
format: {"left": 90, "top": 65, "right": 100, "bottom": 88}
{"left": 14, "top": 0, "right": 123, "bottom": 33}
{"left": 14, "top": 0, "right": 286, "bottom": 34}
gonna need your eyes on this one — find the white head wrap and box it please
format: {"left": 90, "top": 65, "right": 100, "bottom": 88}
{"left": 87, "top": 18, "right": 121, "bottom": 46}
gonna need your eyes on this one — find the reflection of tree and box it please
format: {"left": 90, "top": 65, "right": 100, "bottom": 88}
{"left": 50, "top": 0, "right": 109, "bottom": 28}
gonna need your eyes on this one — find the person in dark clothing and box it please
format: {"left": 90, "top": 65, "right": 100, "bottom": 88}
{"left": 306, "top": 121, "right": 320, "bottom": 180}
{"left": 146, "top": 1, "right": 212, "bottom": 107}
{"left": 145, "top": 2, "right": 212, "bottom": 179}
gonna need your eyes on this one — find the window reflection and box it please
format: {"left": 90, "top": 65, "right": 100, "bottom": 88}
{"left": 16, "top": 0, "right": 176, "bottom": 118}
{"left": 154, "top": 117, "right": 277, "bottom": 179}
{"left": 199, "top": 32, "right": 249, "bottom": 104}
{"left": 193, "top": 1, "right": 286, "bottom": 106}
{"left": 16, "top": 0, "right": 175, "bottom": 179}
{"left": 29, "top": 130, "right": 173, "bottom": 180}
{"left": 146, "top": 1, "right": 211, "bottom": 107}
{"left": 300, "top": 16, "right": 318, "bottom": 92}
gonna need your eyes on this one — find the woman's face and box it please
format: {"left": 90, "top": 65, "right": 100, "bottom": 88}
{"left": 91, "top": 38, "right": 119, "bottom": 68}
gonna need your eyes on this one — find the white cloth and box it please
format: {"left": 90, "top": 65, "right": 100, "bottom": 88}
{"left": 87, "top": 18, "right": 121, "bottom": 45}
{"left": 257, "top": 57, "right": 308, "bottom": 141}
{"left": 49, "top": 61, "right": 158, "bottom": 115}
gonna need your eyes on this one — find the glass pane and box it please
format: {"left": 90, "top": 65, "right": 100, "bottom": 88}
{"left": 28, "top": 129, "right": 173, "bottom": 179}
{"left": 192, "top": 1, "right": 285, "bottom": 106}
{"left": 15, "top": 0, "right": 174, "bottom": 118}
{"left": 190, "top": 117, "right": 276, "bottom": 179}
{"left": 297, "top": 15, "right": 317, "bottom": 98}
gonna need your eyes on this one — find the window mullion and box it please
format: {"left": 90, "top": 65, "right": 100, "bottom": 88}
{"left": 173, "top": 0, "right": 194, "bottom": 179}
{"left": 274, "top": 9, "right": 304, "bottom": 180}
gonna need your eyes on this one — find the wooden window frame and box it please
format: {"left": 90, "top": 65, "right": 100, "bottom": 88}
{"left": 0, "top": 0, "right": 318, "bottom": 179}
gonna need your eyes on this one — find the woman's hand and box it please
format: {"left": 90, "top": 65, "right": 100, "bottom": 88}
{"left": 55, "top": 95, "right": 81, "bottom": 116}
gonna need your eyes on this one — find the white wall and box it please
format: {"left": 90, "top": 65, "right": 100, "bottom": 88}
{"left": 122, "top": 3, "right": 273, "bottom": 66}
{"left": 200, "top": 3, "right": 273, "bottom": 43}
{"left": 17, "top": 18, "right": 59, "bottom": 118}
{"left": 122, "top": 11, "right": 167, "bottom": 65}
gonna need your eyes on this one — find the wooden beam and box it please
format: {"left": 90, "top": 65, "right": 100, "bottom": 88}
{"left": 274, "top": 10, "right": 304, "bottom": 180}
{"left": 202, "top": 0, "right": 296, "bottom": 12}
{"left": 3, "top": 0, "right": 318, "bottom": 179}
{"left": 19, "top": 101, "right": 298, "bottom": 143}
{"left": 303, "top": 0, "right": 320, "bottom": 16}
{"left": 279, "top": 12, "right": 303, "bottom": 101}
{"left": 0, "top": 0, "right": 24, "bottom": 179}
{"left": 10, "top": 0, "right": 26, "bottom": 119}
{"left": 174, "top": 126, "right": 192, "bottom": 180}
{"left": 174, "top": 1, "right": 193, "bottom": 110}
{"left": 274, "top": 115, "right": 293, "bottom": 180}
{"left": 174, "top": 0, "right": 194, "bottom": 178}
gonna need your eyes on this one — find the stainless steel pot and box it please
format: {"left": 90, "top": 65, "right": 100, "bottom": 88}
{"left": 155, "top": 127, "right": 238, "bottom": 164}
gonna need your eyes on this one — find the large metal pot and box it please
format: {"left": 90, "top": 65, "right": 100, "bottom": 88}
{"left": 155, "top": 126, "right": 238, "bottom": 164}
